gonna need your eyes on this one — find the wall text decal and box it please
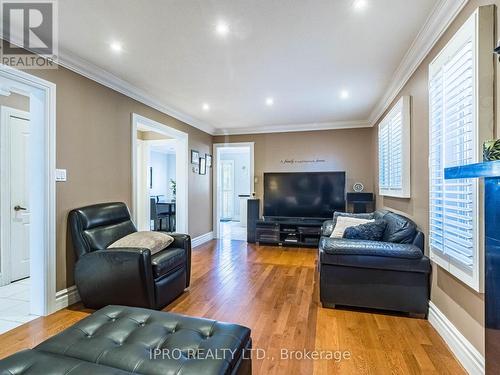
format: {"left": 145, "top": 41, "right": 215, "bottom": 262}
{"left": 280, "top": 159, "right": 326, "bottom": 164}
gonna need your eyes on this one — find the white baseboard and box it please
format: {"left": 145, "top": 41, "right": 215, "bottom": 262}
{"left": 428, "top": 301, "right": 484, "bottom": 375}
{"left": 191, "top": 231, "right": 214, "bottom": 248}
{"left": 54, "top": 285, "right": 81, "bottom": 310}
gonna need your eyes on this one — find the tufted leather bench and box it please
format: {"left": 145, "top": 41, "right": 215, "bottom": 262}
{"left": 0, "top": 306, "right": 252, "bottom": 375}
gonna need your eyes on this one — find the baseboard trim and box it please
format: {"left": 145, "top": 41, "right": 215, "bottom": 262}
{"left": 54, "top": 285, "right": 81, "bottom": 310}
{"left": 428, "top": 301, "right": 484, "bottom": 375}
{"left": 191, "top": 232, "right": 214, "bottom": 248}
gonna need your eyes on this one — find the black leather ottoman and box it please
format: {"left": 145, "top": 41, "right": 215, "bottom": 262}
{"left": 0, "top": 306, "right": 252, "bottom": 375}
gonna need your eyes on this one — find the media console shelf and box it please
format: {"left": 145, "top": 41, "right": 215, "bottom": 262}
{"left": 255, "top": 218, "right": 324, "bottom": 247}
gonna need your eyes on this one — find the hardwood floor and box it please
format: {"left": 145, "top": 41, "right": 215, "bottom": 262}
{"left": 0, "top": 240, "right": 465, "bottom": 374}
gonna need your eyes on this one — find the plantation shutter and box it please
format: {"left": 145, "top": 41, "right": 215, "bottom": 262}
{"left": 388, "top": 102, "right": 403, "bottom": 189}
{"left": 378, "top": 97, "right": 410, "bottom": 197}
{"left": 378, "top": 120, "right": 390, "bottom": 189}
{"left": 427, "top": 8, "right": 490, "bottom": 291}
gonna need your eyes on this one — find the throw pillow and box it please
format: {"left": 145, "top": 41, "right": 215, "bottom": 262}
{"left": 108, "top": 231, "right": 174, "bottom": 255}
{"left": 343, "top": 220, "right": 387, "bottom": 241}
{"left": 330, "top": 216, "right": 374, "bottom": 238}
{"left": 332, "top": 211, "right": 374, "bottom": 227}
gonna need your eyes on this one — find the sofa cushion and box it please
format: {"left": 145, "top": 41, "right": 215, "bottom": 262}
{"left": 319, "top": 239, "right": 430, "bottom": 273}
{"left": 320, "top": 252, "right": 431, "bottom": 273}
{"left": 108, "top": 231, "right": 174, "bottom": 255}
{"left": 343, "top": 220, "right": 387, "bottom": 241}
{"left": 151, "top": 247, "right": 186, "bottom": 278}
{"left": 320, "top": 237, "right": 423, "bottom": 259}
{"left": 382, "top": 212, "right": 417, "bottom": 244}
{"left": 332, "top": 211, "right": 374, "bottom": 227}
{"left": 331, "top": 216, "right": 374, "bottom": 238}
{"left": 373, "top": 209, "right": 390, "bottom": 221}
{"left": 35, "top": 305, "right": 252, "bottom": 375}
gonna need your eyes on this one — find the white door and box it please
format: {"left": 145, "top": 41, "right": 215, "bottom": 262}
{"left": 220, "top": 160, "right": 234, "bottom": 220}
{"left": 135, "top": 139, "right": 151, "bottom": 231}
{"left": 3, "top": 111, "right": 31, "bottom": 282}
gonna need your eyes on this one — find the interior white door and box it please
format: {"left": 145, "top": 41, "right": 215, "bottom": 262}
{"left": 220, "top": 160, "right": 234, "bottom": 220}
{"left": 135, "top": 140, "right": 151, "bottom": 231}
{"left": 9, "top": 115, "right": 31, "bottom": 281}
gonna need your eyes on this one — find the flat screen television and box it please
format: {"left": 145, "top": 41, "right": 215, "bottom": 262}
{"left": 263, "top": 172, "right": 346, "bottom": 219}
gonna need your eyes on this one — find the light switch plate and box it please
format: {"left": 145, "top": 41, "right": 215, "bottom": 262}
{"left": 56, "top": 169, "right": 67, "bottom": 182}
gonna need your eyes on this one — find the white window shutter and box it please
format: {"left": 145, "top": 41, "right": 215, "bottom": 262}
{"left": 428, "top": 6, "right": 494, "bottom": 292}
{"left": 378, "top": 96, "right": 411, "bottom": 198}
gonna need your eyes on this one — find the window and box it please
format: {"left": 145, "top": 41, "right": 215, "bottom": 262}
{"left": 378, "top": 96, "right": 411, "bottom": 198}
{"left": 428, "top": 7, "right": 493, "bottom": 291}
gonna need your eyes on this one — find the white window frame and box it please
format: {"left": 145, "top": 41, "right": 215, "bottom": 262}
{"left": 378, "top": 96, "right": 411, "bottom": 198}
{"left": 428, "top": 6, "right": 494, "bottom": 292}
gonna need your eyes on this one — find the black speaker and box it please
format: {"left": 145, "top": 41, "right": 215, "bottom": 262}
{"left": 247, "top": 199, "right": 260, "bottom": 243}
{"left": 346, "top": 193, "right": 374, "bottom": 213}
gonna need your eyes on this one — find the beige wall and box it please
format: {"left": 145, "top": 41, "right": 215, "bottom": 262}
{"left": 21, "top": 66, "right": 213, "bottom": 291}
{"left": 137, "top": 130, "right": 173, "bottom": 141}
{"left": 214, "top": 128, "right": 375, "bottom": 208}
{"left": 372, "top": 0, "right": 500, "bottom": 354}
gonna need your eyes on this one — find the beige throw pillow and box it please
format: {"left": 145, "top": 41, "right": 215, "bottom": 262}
{"left": 330, "top": 217, "right": 374, "bottom": 239}
{"left": 108, "top": 231, "right": 174, "bottom": 255}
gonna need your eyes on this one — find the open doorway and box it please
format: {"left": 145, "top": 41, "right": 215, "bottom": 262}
{"left": 213, "top": 143, "right": 254, "bottom": 241}
{"left": 132, "top": 114, "right": 188, "bottom": 234}
{"left": 0, "top": 100, "right": 36, "bottom": 334}
{"left": 0, "top": 68, "right": 56, "bottom": 333}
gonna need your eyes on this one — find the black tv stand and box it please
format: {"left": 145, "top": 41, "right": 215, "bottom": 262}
{"left": 254, "top": 217, "right": 325, "bottom": 247}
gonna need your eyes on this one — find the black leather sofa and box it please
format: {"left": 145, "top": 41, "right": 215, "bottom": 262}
{"left": 68, "top": 202, "right": 191, "bottom": 310}
{"left": 318, "top": 210, "right": 431, "bottom": 316}
{"left": 0, "top": 305, "right": 252, "bottom": 375}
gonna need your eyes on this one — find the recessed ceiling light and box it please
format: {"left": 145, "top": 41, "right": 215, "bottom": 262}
{"left": 110, "top": 42, "right": 123, "bottom": 52}
{"left": 353, "top": 0, "right": 368, "bottom": 11}
{"left": 265, "top": 97, "right": 274, "bottom": 106}
{"left": 340, "top": 90, "right": 350, "bottom": 99}
{"left": 215, "top": 22, "right": 230, "bottom": 37}
{"left": 202, "top": 103, "right": 210, "bottom": 111}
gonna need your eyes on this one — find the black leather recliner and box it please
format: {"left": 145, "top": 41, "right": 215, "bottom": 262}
{"left": 68, "top": 202, "right": 191, "bottom": 310}
{"left": 318, "top": 210, "right": 431, "bottom": 316}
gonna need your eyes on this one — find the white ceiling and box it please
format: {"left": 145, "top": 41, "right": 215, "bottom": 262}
{"left": 57, "top": 0, "right": 444, "bottom": 134}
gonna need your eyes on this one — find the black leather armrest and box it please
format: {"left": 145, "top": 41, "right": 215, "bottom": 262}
{"left": 162, "top": 233, "right": 191, "bottom": 287}
{"left": 319, "top": 237, "right": 423, "bottom": 259}
{"left": 321, "top": 220, "right": 335, "bottom": 237}
{"left": 75, "top": 248, "right": 155, "bottom": 309}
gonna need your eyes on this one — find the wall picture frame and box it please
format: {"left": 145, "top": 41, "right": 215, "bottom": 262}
{"left": 199, "top": 157, "right": 206, "bottom": 175}
{"left": 206, "top": 154, "right": 212, "bottom": 167}
{"left": 191, "top": 150, "right": 199, "bottom": 164}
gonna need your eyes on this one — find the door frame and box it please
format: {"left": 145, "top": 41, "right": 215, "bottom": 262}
{"left": 0, "top": 65, "right": 57, "bottom": 316}
{"left": 0, "top": 107, "right": 30, "bottom": 285}
{"left": 131, "top": 113, "right": 189, "bottom": 234}
{"left": 213, "top": 142, "right": 254, "bottom": 239}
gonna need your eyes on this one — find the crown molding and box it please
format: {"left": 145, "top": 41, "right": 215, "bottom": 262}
{"left": 367, "top": 0, "right": 468, "bottom": 126}
{"left": 0, "top": 29, "right": 211, "bottom": 135}
{"left": 213, "top": 120, "right": 371, "bottom": 136}
{"left": 57, "top": 51, "right": 217, "bottom": 135}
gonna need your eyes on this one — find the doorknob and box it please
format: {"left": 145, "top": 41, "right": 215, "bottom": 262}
{"left": 14, "top": 205, "right": 27, "bottom": 211}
